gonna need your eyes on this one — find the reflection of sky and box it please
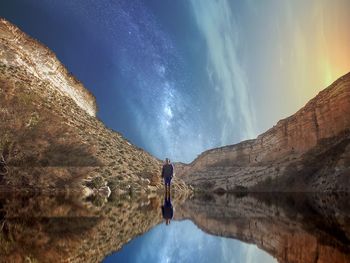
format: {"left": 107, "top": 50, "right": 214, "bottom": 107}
{"left": 103, "top": 220, "right": 277, "bottom": 263}
{"left": 1, "top": 0, "right": 350, "bottom": 163}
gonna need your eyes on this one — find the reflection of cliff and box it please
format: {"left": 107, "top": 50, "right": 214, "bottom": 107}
{"left": 176, "top": 193, "right": 350, "bottom": 263}
{"left": 0, "top": 18, "right": 188, "bottom": 192}
{"left": 0, "top": 192, "right": 189, "bottom": 263}
{"left": 177, "top": 73, "right": 350, "bottom": 192}
{"left": 0, "top": 191, "right": 349, "bottom": 263}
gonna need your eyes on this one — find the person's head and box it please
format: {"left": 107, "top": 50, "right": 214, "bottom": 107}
{"left": 165, "top": 158, "right": 170, "bottom": 164}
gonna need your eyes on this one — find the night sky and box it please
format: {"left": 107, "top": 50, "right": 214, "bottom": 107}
{"left": 1, "top": 0, "right": 350, "bottom": 163}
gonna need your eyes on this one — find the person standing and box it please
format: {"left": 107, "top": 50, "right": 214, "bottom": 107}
{"left": 161, "top": 158, "right": 174, "bottom": 197}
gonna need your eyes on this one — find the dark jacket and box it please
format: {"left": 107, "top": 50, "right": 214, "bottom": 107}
{"left": 161, "top": 164, "right": 174, "bottom": 178}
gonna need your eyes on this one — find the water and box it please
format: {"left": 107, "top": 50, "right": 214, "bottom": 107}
{"left": 103, "top": 220, "right": 276, "bottom": 263}
{"left": 0, "top": 191, "right": 349, "bottom": 263}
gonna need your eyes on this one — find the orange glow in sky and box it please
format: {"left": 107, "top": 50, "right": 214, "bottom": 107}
{"left": 249, "top": 0, "right": 350, "bottom": 135}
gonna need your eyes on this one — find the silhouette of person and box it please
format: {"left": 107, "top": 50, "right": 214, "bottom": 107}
{"left": 161, "top": 191, "right": 173, "bottom": 225}
{"left": 161, "top": 158, "right": 174, "bottom": 198}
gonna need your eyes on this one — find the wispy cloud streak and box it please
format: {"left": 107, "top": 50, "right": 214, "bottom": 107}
{"left": 189, "top": 0, "right": 256, "bottom": 144}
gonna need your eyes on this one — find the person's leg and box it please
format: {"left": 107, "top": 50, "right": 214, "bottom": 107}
{"left": 167, "top": 182, "right": 171, "bottom": 198}
{"left": 168, "top": 178, "right": 172, "bottom": 198}
{"left": 163, "top": 186, "right": 167, "bottom": 205}
{"left": 165, "top": 177, "right": 170, "bottom": 196}
{"left": 164, "top": 177, "right": 168, "bottom": 194}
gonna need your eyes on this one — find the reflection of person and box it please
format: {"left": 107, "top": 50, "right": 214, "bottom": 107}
{"left": 161, "top": 158, "right": 174, "bottom": 197}
{"left": 161, "top": 192, "right": 173, "bottom": 225}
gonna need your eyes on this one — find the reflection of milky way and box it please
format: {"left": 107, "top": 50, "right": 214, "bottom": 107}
{"left": 104, "top": 220, "right": 276, "bottom": 263}
{"left": 79, "top": 0, "right": 209, "bottom": 162}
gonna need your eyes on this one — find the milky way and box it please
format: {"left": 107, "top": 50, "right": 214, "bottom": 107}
{"left": 93, "top": 0, "right": 213, "bottom": 162}
{"left": 14, "top": 0, "right": 215, "bottom": 163}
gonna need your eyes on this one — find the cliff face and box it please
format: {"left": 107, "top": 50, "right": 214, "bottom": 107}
{"left": 176, "top": 193, "right": 350, "bottom": 263}
{"left": 0, "top": 18, "right": 188, "bottom": 192}
{"left": 0, "top": 19, "right": 96, "bottom": 116}
{"left": 177, "top": 73, "right": 350, "bottom": 192}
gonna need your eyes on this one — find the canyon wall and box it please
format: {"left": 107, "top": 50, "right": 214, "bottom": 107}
{"left": 0, "top": 18, "right": 97, "bottom": 116}
{"left": 0, "top": 18, "right": 188, "bottom": 193}
{"left": 177, "top": 73, "right": 350, "bottom": 192}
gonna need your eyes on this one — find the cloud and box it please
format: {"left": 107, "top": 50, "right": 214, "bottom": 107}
{"left": 189, "top": 0, "right": 257, "bottom": 144}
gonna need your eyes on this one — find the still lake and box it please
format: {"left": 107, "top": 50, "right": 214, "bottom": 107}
{"left": 0, "top": 191, "right": 349, "bottom": 262}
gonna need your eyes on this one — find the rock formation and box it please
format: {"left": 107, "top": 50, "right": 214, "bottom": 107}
{"left": 0, "top": 18, "right": 188, "bottom": 193}
{"left": 0, "top": 19, "right": 96, "bottom": 117}
{"left": 177, "top": 73, "right": 350, "bottom": 192}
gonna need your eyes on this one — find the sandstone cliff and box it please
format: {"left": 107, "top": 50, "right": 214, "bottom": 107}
{"left": 177, "top": 73, "right": 350, "bottom": 192}
{"left": 0, "top": 18, "right": 188, "bottom": 193}
{"left": 0, "top": 19, "right": 96, "bottom": 116}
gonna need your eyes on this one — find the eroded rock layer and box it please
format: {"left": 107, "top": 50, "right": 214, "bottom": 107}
{"left": 0, "top": 18, "right": 96, "bottom": 116}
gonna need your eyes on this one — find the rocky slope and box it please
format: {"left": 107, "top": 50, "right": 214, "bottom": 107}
{"left": 0, "top": 18, "right": 188, "bottom": 193}
{"left": 177, "top": 73, "right": 350, "bottom": 192}
{"left": 176, "top": 193, "right": 350, "bottom": 263}
{"left": 0, "top": 19, "right": 96, "bottom": 117}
